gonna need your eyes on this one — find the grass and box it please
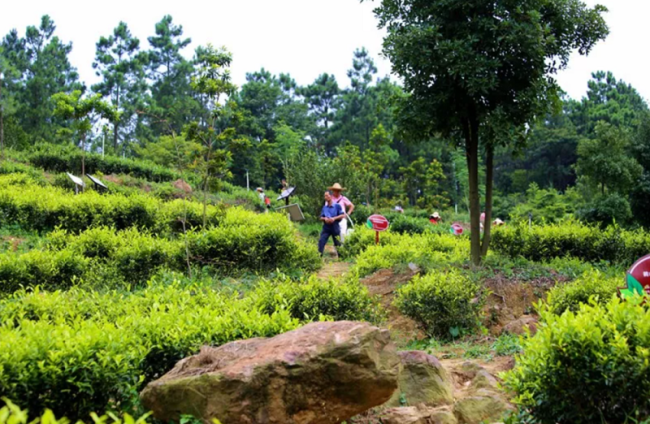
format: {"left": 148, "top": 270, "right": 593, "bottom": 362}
{"left": 404, "top": 333, "right": 523, "bottom": 361}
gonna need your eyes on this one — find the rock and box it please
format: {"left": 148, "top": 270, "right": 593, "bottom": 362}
{"left": 172, "top": 179, "right": 192, "bottom": 194}
{"left": 502, "top": 315, "right": 538, "bottom": 336}
{"left": 453, "top": 394, "right": 513, "bottom": 424}
{"left": 470, "top": 370, "right": 499, "bottom": 391}
{"left": 381, "top": 405, "right": 457, "bottom": 424}
{"left": 386, "top": 351, "right": 454, "bottom": 407}
{"left": 140, "top": 321, "right": 399, "bottom": 424}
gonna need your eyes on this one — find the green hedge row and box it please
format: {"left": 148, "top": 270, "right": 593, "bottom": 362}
{"left": 27, "top": 144, "right": 181, "bottom": 183}
{"left": 349, "top": 229, "right": 469, "bottom": 277}
{"left": 504, "top": 297, "right": 650, "bottom": 423}
{"left": 0, "top": 210, "right": 320, "bottom": 293}
{"left": 492, "top": 221, "right": 650, "bottom": 266}
{"left": 0, "top": 175, "right": 224, "bottom": 234}
{"left": 0, "top": 399, "right": 152, "bottom": 424}
{"left": 0, "top": 277, "right": 381, "bottom": 419}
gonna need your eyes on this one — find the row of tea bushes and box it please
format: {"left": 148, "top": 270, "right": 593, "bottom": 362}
{"left": 0, "top": 278, "right": 380, "bottom": 419}
{"left": 492, "top": 221, "right": 650, "bottom": 266}
{"left": 0, "top": 210, "right": 320, "bottom": 293}
{"left": 0, "top": 175, "right": 224, "bottom": 234}
{"left": 350, "top": 229, "right": 469, "bottom": 277}
{"left": 26, "top": 144, "right": 181, "bottom": 183}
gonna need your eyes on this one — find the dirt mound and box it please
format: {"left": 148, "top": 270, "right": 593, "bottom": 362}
{"left": 482, "top": 270, "right": 568, "bottom": 335}
{"left": 360, "top": 267, "right": 426, "bottom": 345}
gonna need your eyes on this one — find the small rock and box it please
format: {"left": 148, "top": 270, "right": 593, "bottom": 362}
{"left": 386, "top": 351, "right": 454, "bottom": 407}
{"left": 502, "top": 315, "right": 538, "bottom": 336}
{"left": 140, "top": 321, "right": 399, "bottom": 424}
{"left": 381, "top": 405, "right": 458, "bottom": 424}
{"left": 453, "top": 394, "right": 513, "bottom": 424}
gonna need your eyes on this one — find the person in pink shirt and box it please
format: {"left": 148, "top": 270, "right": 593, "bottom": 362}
{"left": 328, "top": 183, "right": 355, "bottom": 242}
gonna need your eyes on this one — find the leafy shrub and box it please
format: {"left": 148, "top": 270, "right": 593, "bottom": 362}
{"left": 0, "top": 249, "right": 89, "bottom": 294}
{"left": 252, "top": 276, "right": 384, "bottom": 323}
{"left": 492, "top": 221, "right": 650, "bottom": 266}
{"left": 578, "top": 193, "right": 634, "bottom": 226}
{"left": 386, "top": 214, "right": 431, "bottom": 235}
{"left": 395, "top": 270, "right": 484, "bottom": 338}
{"left": 504, "top": 297, "right": 650, "bottom": 423}
{"left": 0, "top": 397, "right": 152, "bottom": 424}
{"left": 544, "top": 270, "right": 620, "bottom": 315}
{"left": 187, "top": 209, "right": 320, "bottom": 273}
{"left": 351, "top": 230, "right": 468, "bottom": 277}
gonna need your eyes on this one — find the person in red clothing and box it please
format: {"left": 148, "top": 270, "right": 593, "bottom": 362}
{"left": 429, "top": 212, "right": 442, "bottom": 224}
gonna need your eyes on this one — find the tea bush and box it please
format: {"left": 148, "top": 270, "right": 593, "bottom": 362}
{"left": 0, "top": 249, "right": 89, "bottom": 294}
{"left": 394, "top": 270, "right": 484, "bottom": 339}
{"left": 504, "top": 297, "right": 650, "bottom": 424}
{"left": 544, "top": 269, "right": 620, "bottom": 315}
{"left": 186, "top": 209, "right": 320, "bottom": 273}
{"left": 252, "top": 276, "right": 384, "bottom": 323}
{"left": 492, "top": 221, "right": 650, "bottom": 266}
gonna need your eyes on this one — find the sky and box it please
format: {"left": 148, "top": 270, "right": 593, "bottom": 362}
{"left": 1, "top": 0, "right": 648, "bottom": 102}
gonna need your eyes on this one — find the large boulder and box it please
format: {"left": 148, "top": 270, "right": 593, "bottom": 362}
{"left": 386, "top": 351, "right": 454, "bottom": 407}
{"left": 140, "top": 321, "right": 400, "bottom": 424}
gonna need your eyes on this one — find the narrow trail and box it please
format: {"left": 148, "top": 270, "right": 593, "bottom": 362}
{"left": 316, "top": 245, "right": 351, "bottom": 280}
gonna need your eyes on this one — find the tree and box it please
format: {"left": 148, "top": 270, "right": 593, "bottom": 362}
{"left": 301, "top": 73, "right": 340, "bottom": 147}
{"left": 571, "top": 71, "right": 648, "bottom": 136}
{"left": 185, "top": 44, "right": 237, "bottom": 227}
{"left": 51, "top": 91, "right": 117, "bottom": 179}
{"left": 4, "top": 16, "right": 81, "bottom": 142}
{"left": 576, "top": 121, "right": 642, "bottom": 196}
{"left": 147, "top": 15, "right": 200, "bottom": 136}
{"left": 369, "top": 0, "right": 609, "bottom": 264}
{"left": 331, "top": 48, "right": 379, "bottom": 149}
{"left": 92, "top": 22, "right": 148, "bottom": 153}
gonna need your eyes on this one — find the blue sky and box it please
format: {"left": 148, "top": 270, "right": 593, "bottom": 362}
{"left": 1, "top": 0, "right": 647, "bottom": 101}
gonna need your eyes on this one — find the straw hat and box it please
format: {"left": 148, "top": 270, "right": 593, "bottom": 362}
{"left": 256, "top": 187, "right": 263, "bottom": 192}
{"left": 328, "top": 183, "right": 346, "bottom": 191}
{"left": 432, "top": 212, "right": 441, "bottom": 219}
{"left": 493, "top": 218, "right": 505, "bottom": 226}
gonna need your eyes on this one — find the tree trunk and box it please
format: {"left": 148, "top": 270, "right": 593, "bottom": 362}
{"left": 0, "top": 108, "right": 4, "bottom": 161}
{"left": 481, "top": 144, "right": 494, "bottom": 258}
{"left": 114, "top": 87, "right": 120, "bottom": 152}
{"left": 81, "top": 132, "right": 86, "bottom": 192}
{"left": 464, "top": 117, "right": 481, "bottom": 266}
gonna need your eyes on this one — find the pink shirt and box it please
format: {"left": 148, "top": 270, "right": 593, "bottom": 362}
{"left": 332, "top": 194, "right": 353, "bottom": 211}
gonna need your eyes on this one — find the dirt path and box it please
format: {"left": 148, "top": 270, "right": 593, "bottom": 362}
{"left": 316, "top": 245, "right": 351, "bottom": 280}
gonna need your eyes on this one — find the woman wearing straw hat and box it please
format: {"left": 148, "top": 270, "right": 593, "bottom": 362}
{"left": 328, "top": 183, "right": 355, "bottom": 242}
